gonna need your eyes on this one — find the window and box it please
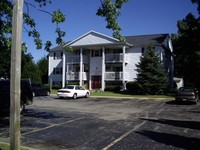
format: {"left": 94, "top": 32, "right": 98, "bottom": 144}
{"left": 53, "top": 52, "right": 63, "bottom": 59}
{"left": 91, "top": 49, "right": 102, "bottom": 57}
{"left": 113, "top": 49, "right": 122, "bottom": 53}
{"left": 61, "top": 52, "right": 63, "bottom": 59}
{"left": 113, "top": 66, "right": 122, "bottom": 72}
{"left": 53, "top": 67, "right": 62, "bottom": 74}
{"left": 106, "top": 66, "right": 112, "bottom": 71}
{"left": 52, "top": 81, "right": 62, "bottom": 85}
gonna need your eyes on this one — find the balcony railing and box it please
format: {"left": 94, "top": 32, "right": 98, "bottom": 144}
{"left": 105, "top": 54, "right": 128, "bottom": 63}
{"left": 105, "top": 72, "right": 129, "bottom": 80}
{"left": 105, "top": 72, "right": 123, "bottom": 80}
{"left": 66, "top": 55, "right": 89, "bottom": 64}
{"left": 66, "top": 72, "right": 88, "bottom": 80}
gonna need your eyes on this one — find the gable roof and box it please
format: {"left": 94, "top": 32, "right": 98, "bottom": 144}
{"left": 50, "top": 31, "right": 170, "bottom": 52}
{"left": 125, "top": 34, "right": 169, "bottom": 47}
{"left": 65, "top": 30, "right": 121, "bottom": 47}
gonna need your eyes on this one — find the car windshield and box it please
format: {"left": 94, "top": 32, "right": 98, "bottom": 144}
{"left": 179, "top": 87, "right": 195, "bottom": 92}
{"left": 64, "top": 85, "right": 74, "bottom": 89}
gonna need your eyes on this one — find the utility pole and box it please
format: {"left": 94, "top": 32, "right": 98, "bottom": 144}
{"left": 10, "top": 0, "right": 24, "bottom": 149}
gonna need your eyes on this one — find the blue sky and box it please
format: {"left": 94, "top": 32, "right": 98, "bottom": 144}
{"left": 22, "top": 0, "right": 199, "bottom": 62}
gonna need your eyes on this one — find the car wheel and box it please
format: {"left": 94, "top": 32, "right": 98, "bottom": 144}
{"left": 73, "top": 93, "right": 77, "bottom": 99}
{"left": 46, "top": 91, "right": 50, "bottom": 96}
{"left": 85, "top": 92, "right": 89, "bottom": 98}
{"left": 195, "top": 98, "right": 198, "bottom": 104}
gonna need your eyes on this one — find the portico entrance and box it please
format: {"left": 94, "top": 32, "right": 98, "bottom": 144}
{"left": 92, "top": 75, "right": 101, "bottom": 89}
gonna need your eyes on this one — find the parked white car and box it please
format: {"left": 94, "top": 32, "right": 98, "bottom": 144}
{"left": 57, "top": 85, "right": 90, "bottom": 99}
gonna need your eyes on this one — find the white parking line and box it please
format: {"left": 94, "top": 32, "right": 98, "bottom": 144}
{"left": 22, "top": 117, "right": 85, "bottom": 136}
{"left": 102, "top": 121, "right": 146, "bottom": 150}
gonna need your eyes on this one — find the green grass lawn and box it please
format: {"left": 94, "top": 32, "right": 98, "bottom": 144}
{"left": 90, "top": 91, "right": 174, "bottom": 99}
{"left": 51, "top": 89, "right": 174, "bottom": 99}
{"left": 0, "top": 142, "right": 29, "bottom": 150}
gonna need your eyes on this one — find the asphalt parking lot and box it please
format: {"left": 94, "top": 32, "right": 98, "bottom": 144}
{"left": 1, "top": 96, "right": 200, "bottom": 150}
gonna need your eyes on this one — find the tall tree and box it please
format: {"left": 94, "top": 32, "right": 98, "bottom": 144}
{"left": 172, "top": 0, "right": 200, "bottom": 88}
{"left": 21, "top": 52, "right": 41, "bottom": 82}
{"left": 37, "top": 56, "right": 48, "bottom": 84}
{"left": 0, "top": 0, "right": 128, "bottom": 79}
{"left": 0, "top": 48, "right": 10, "bottom": 79}
{"left": 135, "top": 46, "right": 167, "bottom": 95}
{"left": 97, "top": 0, "right": 128, "bottom": 41}
{"left": 191, "top": 0, "right": 200, "bottom": 14}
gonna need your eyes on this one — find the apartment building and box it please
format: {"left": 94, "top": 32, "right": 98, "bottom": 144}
{"left": 48, "top": 30, "right": 174, "bottom": 90}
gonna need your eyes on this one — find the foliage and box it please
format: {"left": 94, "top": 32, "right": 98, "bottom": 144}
{"left": 126, "top": 81, "right": 141, "bottom": 94}
{"left": 191, "top": 0, "right": 200, "bottom": 14}
{"left": 97, "top": 0, "right": 128, "bottom": 41}
{"left": 0, "top": 0, "right": 129, "bottom": 79}
{"left": 0, "top": 48, "right": 10, "bottom": 79}
{"left": 104, "top": 85, "right": 121, "bottom": 91}
{"left": 0, "top": 142, "right": 29, "bottom": 150}
{"left": 172, "top": 0, "right": 200, "bottom": 88}
{"left": 37, "top": 56, "right": 48, "bottom": 84}
{"left": 135, "top": 45, "right": 168, "bottom": 95}
{"left": 0, "top": 0, "right": 66, "bottom": 51}
{"left": 21, "top": 52, "right": 41, "bottom": 82}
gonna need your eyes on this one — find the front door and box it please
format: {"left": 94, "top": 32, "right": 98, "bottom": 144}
{"left": 92, "top": 76, "right": 101, "bottom": 89}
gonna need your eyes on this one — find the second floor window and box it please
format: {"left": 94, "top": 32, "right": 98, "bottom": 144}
{"left": 53, "top": 52, "right": 63, "bottom": 60}
{"left": 53, "top": 67, "right": 62, "bottom": 74}
{"left": 91, "top": 49, "right": 102, "bottom": 57}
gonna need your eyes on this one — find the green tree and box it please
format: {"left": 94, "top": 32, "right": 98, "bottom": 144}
{"left": 191, "top": 0, "right": 200, "bottom": 14}
{"left": 0, "top": 0, "right": 128, "bottom": 79}
{"left": 172, "top": 0, "right": 200, "bottom": 88}
{"left": 21, "top": 52, "right": 41, "bottom": 82}
{"left": 97, "top": 0, "right": 128, "bottom": 41}
{"left": 37, "top": 56, "right": 48, "bottom": 84}
{"left": 135, "top": 46, "right": 168, "bottom": 95}
{"left": 0, "top": 48, "right": 10, "bottom": 79}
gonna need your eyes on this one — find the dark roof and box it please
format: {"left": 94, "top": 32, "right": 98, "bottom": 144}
{"left": 125, "top": 34, "right": 169, "bottom": 47}
{"left": 49, "top": 41, "right": 71, "bottom": 52}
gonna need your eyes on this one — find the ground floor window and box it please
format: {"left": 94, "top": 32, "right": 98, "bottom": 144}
{"left": 53, "top": 81, "right": 62, "bottom": 85}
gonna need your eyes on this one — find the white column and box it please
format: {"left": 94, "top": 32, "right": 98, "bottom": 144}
{"left": 66, "top": 62, "right": 68, "bottom": 85}
{"left": 122, "top": 46, "right": 126, "bottom": 90}
{"left": 80, "top": 48, "right": 83, "bottom": 86}
{"left": 101, "top": 47, "right": 105, "bottom": 91}
{"left": 62, "top": 50, "right": 66, "bottom": 87}
{"left": 89, "top": 50, "right": 92, "bottom": 90}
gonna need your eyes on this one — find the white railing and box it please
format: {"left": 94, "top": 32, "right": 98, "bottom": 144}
{"left": 66, "top": 55, "right": 89, "bottom": 64}
{"left": 105, "top": 54, "right": 128, "bottom": 63}
{"left": 105, "top": 72, "right": 123, "bottom": 80}
{"left": 105, "top": 72, "right": 129, "bottom": 80}
{"left": 66, "top": 72, "right": 88, "bottom": 80}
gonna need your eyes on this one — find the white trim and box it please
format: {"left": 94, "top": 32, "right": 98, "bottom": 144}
{"left": 79, "top": 48, "right": 83, "bottom": 86}
{"left": 64, "top": 30, "right": 120, "bottom": 47}
{"left": 101, "top": 47, "right": 105, "bottom": 91}
{"left": 62, "top": 50, "right": 66, "bottom": 87}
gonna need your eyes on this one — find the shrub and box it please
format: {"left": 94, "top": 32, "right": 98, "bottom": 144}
{"left": 105, "top": 85, "right": 121, "bottom": 92}
{"left": 126, "top": 81, "right": 141, "bottom": 94}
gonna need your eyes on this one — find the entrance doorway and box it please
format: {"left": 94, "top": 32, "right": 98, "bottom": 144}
{"left": 92, "top": 75, "right": 101, "bottom": 89}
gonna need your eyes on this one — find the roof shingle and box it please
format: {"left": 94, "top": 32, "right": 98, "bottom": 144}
{"left": 125, "top": 34, "right": 169, "bottom": 47}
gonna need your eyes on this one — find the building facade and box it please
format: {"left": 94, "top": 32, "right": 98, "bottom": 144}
{"left": 48, "top": 30, "right": 174, "bottom": 90}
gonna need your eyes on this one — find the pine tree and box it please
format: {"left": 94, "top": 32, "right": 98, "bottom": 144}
{"left": 135, "top": 45, "right": 168, "bottom": 94}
